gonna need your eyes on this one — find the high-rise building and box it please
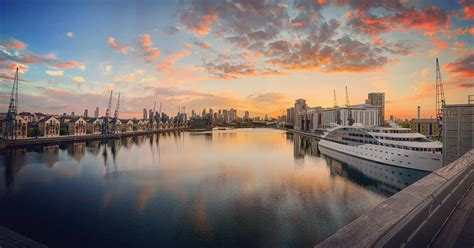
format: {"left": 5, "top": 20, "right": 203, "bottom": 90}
{"left": 244, "top": 111, "right": 250, "bottom": 121}
{"left": 202, "top": 109, "right": 206, "bottom": 117}
{"left": 94, "top": 107, "right": 99, "bottom": 118}
{"left": 191, "top": 109, "right": 195, "bottom": 117}
{"left": 366, "top": 92, "right": 385, "bottom": 126}
{"left": 84, "top": 109, "right": 88, "bottom": 118}
{"left": 443, "top": 104, "right": 473, "bottom": 165}
{"left": 294, "top": 99, "right": 307, "bottom": 130}
{"left": 71, "top": 111, "right": 75, "bottom": 116}
{"left": 223, "top": 109, "right": 228, "bottom": 123}
{"left": 229, "top": 108, "right": 237, "bottom": 123}
{"left": 143, "top": 108, "right": 147, "bottom": 119}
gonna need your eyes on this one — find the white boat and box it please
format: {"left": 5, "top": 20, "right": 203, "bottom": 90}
{"left": 318, "top": 123, "right": 443, "bottom": 171}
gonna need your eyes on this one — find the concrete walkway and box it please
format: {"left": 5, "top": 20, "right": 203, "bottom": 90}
{"left": 433, "top": 184, "right": 474, "bottom": 248}
{"left": 0, "top": 226, "right": 46, "bottom": 248}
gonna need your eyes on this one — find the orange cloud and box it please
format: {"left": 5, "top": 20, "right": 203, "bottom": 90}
{"left": 156, "top": 49, "right": 191, "bottom": 71}
{"left": 446, "top": 53, "right": 474, "bottom": 77}
{"left": 139, "top": 33, "right": 161, "bottom": 62}
{"left": 453, "top": 41, "right": 465, "bottom": 48}
{"left": 55, "top": 60, "right": 84, "bottom": 69}
{"left": 430, "top": 38, "right": 449, "bottom": 49}
{"left": 2, "top": 38, "right": 27, "bottom": 51}
{"left": 460, "top": 0, "right": 474, "bottom": 20}
{"left": 179, "top": 9, "right": 218, "bottom": 35}
{"left": 107, "top": 36, "right": 127, "bottom": 54}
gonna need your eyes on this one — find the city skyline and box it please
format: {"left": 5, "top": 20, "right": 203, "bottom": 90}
{"left": 1, "top": 0, "right": 473, "bottom": 119}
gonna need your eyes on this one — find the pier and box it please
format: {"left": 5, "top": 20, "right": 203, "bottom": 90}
{"left": 316, "top": 149, "right": 474, "bottom": 247}
{"left": 0, "top": 127, "right": 187, "bottom": 150}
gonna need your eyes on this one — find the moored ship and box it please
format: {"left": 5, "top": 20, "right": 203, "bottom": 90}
{"left": 318, "top": 123, "right": 443, "bottom": 171}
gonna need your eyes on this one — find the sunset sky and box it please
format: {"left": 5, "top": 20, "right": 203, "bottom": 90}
{"left": 0, "top": 0, "right": 472, "bottom": 119}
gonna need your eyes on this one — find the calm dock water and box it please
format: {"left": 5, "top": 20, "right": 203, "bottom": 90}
{"left": 0, "top": 128, "right": 426, "bottom": 247}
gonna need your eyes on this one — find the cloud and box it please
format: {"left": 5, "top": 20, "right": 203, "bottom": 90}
{"left": 55, "top": 60, "right": 84, "bottom": 69}
{"left": 446, "top": 54, "right": 474, "bottom": 77}
{"left": 156, "top": 48, "right": 191, "bottom": 71}
{"left": 66, "top": 32, "right": 74, "bottom": 38}
{"left": 194, "top": 41, "right": 211, "bottom": 49}
{"left": 1, "top": 38, "right": 27, "bottom": 51}
{"left": 458, "top": 82, "right": 474, "bottom": 88}
{"left": 430, "top": 38, "right": 449, "bottom": 49}
{"left": 177, "top": 1, "right": 420, "bottom": 78}
{"left": 460, "top": 0, "right": 474, "bottom": 20}
{"left": 107, "top": 36, "right": 127, "bottom": 54}
{"left": 104, "top": 65, "right": 113, "bottom": 75}
{"left": 46, "top": 70, "right": 64, "bottom": 76}
{"left": 347, "top": 5, "right": 449, "bottom": 36}
{"left": 72, "top": 76, "right": 85, "bottom": 86}
{"left": 0, "top": 63, "right": 29, "bottom": 73}
{"left": 163, "top": 26, "right": 181, "bottom": 35}
{"left": 139, "top": 33, "right": 161, "bottom": 62}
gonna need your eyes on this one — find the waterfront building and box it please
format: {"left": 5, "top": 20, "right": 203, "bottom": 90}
{"left": 10, "top": 115, "right": 29, "bottom": 139}
{"left": 135, "top": 119, "right": 147, "bottom": 131}
{"left": 286, "top": 107, "right": 295, "bottom": 125}
{"left": 443, "top": 104, "right": 474, "bottom": 165}
{"left": 86, "top": 118, "right": 103, "bottom": 134}
{"left": 38, "top": 116, "right": 60, "bottom": 137}
{"left": 68, "top": 117, "right": 87, "bottom": 135}
{"left": 294, "top": 99, "right": 307, "bottom": 130}
{"left": 124, "top": 120, "right": 134, "bottom": 132}
{"left": 320, "top": 104, "right": 380, "bottom": 129}
{"left": 410, "top": 118, "right": 439, "bottom": 138}
{"left": 365, "top": 92, "right": 385, "bottom": 126}
{"left": 18, "top": 112, "right": 35, "bottom": 122}
{"left": 112, "top": 119, "right": 122, "bottom": 133}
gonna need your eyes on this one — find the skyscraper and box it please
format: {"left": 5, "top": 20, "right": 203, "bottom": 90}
{"left": 366, "top": 92, "right": 385, "bottom": 126}
{"left": 84, "top": 109, "right": 88, "bottom": 118}
{"left": 294, "top": 99, "right": 307, "bottom": 130}
{"left": 143, "top": 108, "right": 147, "bottom": 119}
{"left": 94, "top": 107, "right": 99, "bottom": 118}
{"left": 244, "top": 111, "right": 250, "bottom": 121}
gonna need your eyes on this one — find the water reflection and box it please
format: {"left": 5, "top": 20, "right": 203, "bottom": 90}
{"left": 292, "top": 134, "right": 427, "bottom": 196}
{"left": 0, "top": 129, "right": 426, "bottom": 247}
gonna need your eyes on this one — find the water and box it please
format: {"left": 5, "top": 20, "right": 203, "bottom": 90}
{"left": 0, "top": 129, "right": 427, "bottom": 247}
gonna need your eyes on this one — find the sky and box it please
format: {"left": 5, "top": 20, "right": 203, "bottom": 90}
{"left": 0, "top": 0, "right": 472, "bottom": 120}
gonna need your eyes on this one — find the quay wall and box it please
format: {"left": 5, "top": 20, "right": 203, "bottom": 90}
{"left": 1, "top": 127, "right": 187, "bottom": 149}
{"left": 316, "top": 149, "right": 474, "bottom": 247}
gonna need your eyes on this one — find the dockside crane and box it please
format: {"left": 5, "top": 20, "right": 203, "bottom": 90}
{"left": 435, "top": 58, "right": 446, "bottom": 141}
{"left": 102, "top": 90, "right": 113, "bottom": 134}
{"left": 346, "top": 86, "right": 355, "bottom": 126}
{"left": 4, "top": 68, "right": 19, "bottom": 140}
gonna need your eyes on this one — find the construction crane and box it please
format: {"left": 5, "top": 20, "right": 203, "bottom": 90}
{"left": 435, "top": 58, "right": 446, "bottom": 141}
{"left": 102, "top": 90, "right": 113, "bottom": 134}
{"left": 346, "top": 86, "right": 355, "bottom": 126}
{"left": 114, "top": 92, "right": 120, "bottom": 119}
{"left": 4, "top": 68, "right": 19, "bottom": 140}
